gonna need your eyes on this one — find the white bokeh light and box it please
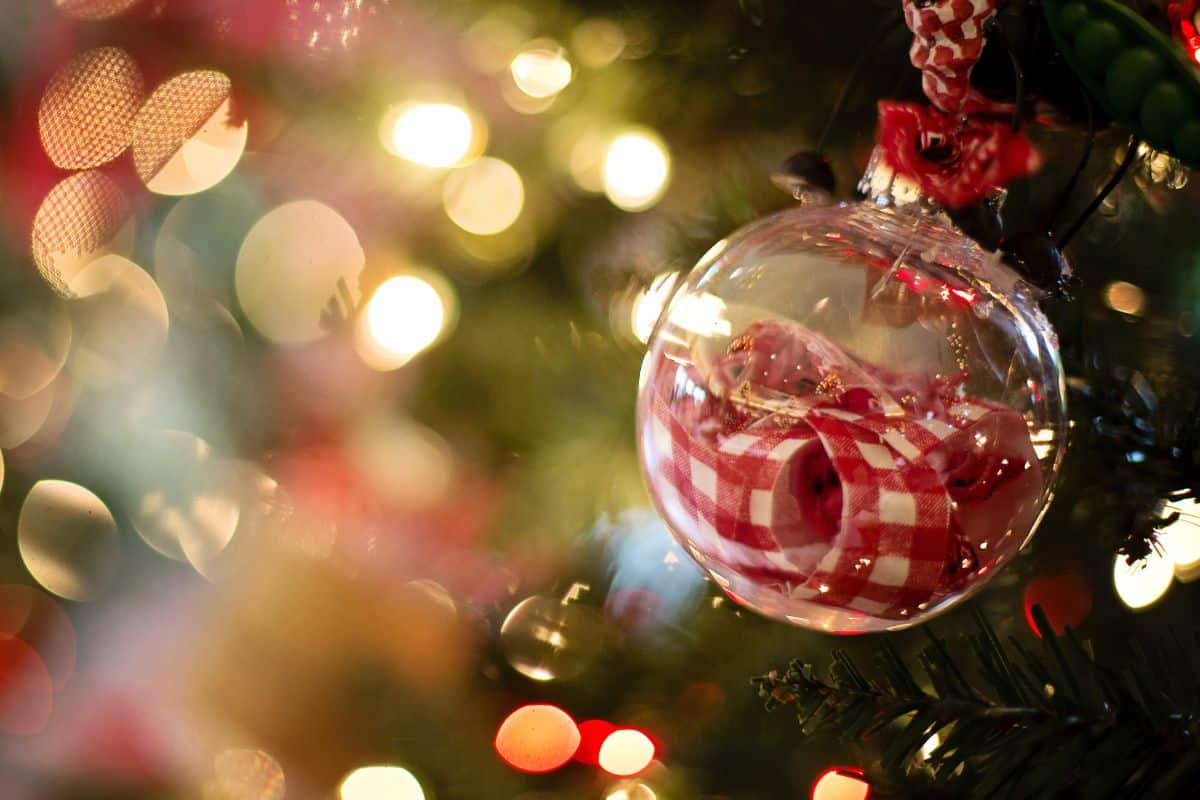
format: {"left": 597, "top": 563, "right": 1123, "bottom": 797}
{"left": 1113, "top": 549, "right": 1174, "bottom": 610}
{"left": 510, "top": 42, "right": 573, "bottom": 98}
{"left": 388, "top": 103, "right": 476, "bottom": 167}
{"left": 356, "top": 275, "right": 450, "bottom": 370}
{"left": 339, "top": 765, "right": 425, "bottom": 800}
{"left": 604, "top": 130, "right": 670, "bottom": 211}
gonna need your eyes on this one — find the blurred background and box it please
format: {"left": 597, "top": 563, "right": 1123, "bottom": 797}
{"left": 2, "top": 1, "right": 1200, "bottom": 798}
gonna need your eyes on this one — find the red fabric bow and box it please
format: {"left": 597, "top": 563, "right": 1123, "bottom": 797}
{"left": 642, "top": 320, "right": 1043, "bottom": 621}
{"left": 875, "top": 101, "right": 1042, "bottom": 208}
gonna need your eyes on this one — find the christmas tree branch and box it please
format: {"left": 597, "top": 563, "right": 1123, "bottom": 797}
{"left": 754, "top": 607, "right": 1200, "bottom": 798}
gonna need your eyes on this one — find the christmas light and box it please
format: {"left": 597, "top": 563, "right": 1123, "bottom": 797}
{"left": 235, "top": 200, "right": 364, "bottom": 344}
{"left": 357, "top": 275, "right": 448, "bottom": 370}
{"left": 443, "top": 157, "right": 525, "bottom": 235}
{"left": 1159, "top": 497, "right": 1200, "bottom": 581}
{"left": 510, "top": 41, "right": 573, "bottom": 98}
{"left": 387, "top": 103, "right": 478, "bottom": 168}
{"left": 604, "top": 130, "right": 671, "bottom": 211}
{"left": 339, "top": 765, "right": 425, "bottom": 800}
{"left": 1113, "top": 549, "right": 1174, "bottom": 610}
{"left": 17, "top": 480, "right": 119, "bottom": 601}
{"left": 811, "top": 767, "right": 871, "bottom": 800}
{"left": 1103, "top": 281, "right": 1145, "bottom": 317}
{"left": 494, "top": 704, "right": 581, "bottom": 773}
{"left": 597, "top": 728, "right": 655, "bottom": 776}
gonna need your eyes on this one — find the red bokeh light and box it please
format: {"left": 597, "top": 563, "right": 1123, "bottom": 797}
{"left": 573, "top": 719, "right": 616, "bottom": 765}
{"left": 811, "top": 767, "right": 871, "bottom": 800}
{"left": 1023, "top": 571, "right": 1093, "bottom": 638}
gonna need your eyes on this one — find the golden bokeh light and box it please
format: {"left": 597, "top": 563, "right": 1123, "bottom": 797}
{"left": 348, "top": 416, "right": 455, "bottom": 507}
{"left": 1113, "top": 549, "right": 1174, "bottom": 610}
{"left": 510, "top": 40, "right": 573, "bottom": 98}
{"left": 17, "top": 480, "right": 119, "bottom": 601}
{"left": 235, "top": 200, "right": 364, "bottom": 344}
{"left": 1103, "top": 281, "right": 1146, "bottom": 317}
{"left": 572, "top": 18, "right": 626, "bottom": 68}
{"left": 631, "top": 272, "right": 680, "bottom": 344}
{"left": 605, "top": 783, "right": 658, "bottom": 800}
{"left": 339, "top": 765, "right": 426, "bottom": 800}
{"left": 355, "top": 273, "right": 455, "bottom": 370}
{"left": 128, "top": 430, "right": 240, "bottom": 575}
{"left": 38, "top": 46, "right": 143, "bottom": 170}
{"left": 0, "top": 380, "right": 58, "bottom": 449}
{"left": 0, "top": 299, "right": 71, "bottom": 400}
{"left": 598, "top": 729, "right": 656, "bottom": 777}
{"left": 494, "top": 704, "right": 581, "bottom": 774}
{"left": 462, "top": 7, "right": 535, "bottom": 73}
{"left": 385, "top": 102, "right": 482, "bottom": 168}
{"left": 54, "top": 0, "right": 142, "bottom": 20}
{"left": 68, "top": 255, "right": 170, "bottom": 384}
{"left": 208, "top": 748, "right": 285, "bottom": 800}
{"left": 604, "top": 130, "right": 671, "bottom": 212}
{"left": 31, "top": 170, "right": 136, "bottom": 297}
{"left": 442, "top": 157, "right": 525, "bottom": 235}
{"left": 139, "top": 97, "right": 247, "bottom": 196}
{"left": 568, "top": 129, "right": 611, "bottom": 192}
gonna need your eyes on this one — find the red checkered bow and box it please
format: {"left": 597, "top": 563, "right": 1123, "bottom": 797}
{"left": 903, "top": 0, "right": 1003, "bottom": 115}
{"left": 643, "top": 319, "right": 1042, "bottom": 620}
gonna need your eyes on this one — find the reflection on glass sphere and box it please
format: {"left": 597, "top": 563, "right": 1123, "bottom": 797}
{"left": 500, "top": 595, "right": 602, "bottom": 682}
{"left": 638, "top": 203, "right": 1066, "bottom": 633}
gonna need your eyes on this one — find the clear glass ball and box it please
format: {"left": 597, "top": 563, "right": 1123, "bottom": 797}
{"left": 637, "top": 202, "right": 1066, "bottom": 633}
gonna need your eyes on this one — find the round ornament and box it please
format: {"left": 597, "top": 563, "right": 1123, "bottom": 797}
{"left": 636, "top": 173, "right": 1067, "bottom": 633}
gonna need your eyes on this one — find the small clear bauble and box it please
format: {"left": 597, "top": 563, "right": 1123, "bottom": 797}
{"left": 637, "top": 155, "right": 1067, "bottom": 633}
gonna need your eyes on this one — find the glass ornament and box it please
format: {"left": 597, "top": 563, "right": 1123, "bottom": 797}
{"left": 500, "top": 595, "right": 602, "bottom": 682}
{"left": 636, "top": 168, "right": 1067, "bottom": 633}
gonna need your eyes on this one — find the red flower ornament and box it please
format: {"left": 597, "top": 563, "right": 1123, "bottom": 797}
{"left": 875, "top": 101, "right": 1042, "bottom": 208}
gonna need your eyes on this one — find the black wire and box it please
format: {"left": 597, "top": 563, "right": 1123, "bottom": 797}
{"left": 1047, "top": 83, "right": 1097, "bottom": 231}
{"left": 1057, "top": 135, "right": 1140, "bottom": 248}
{"left": 815, "top": 9, "right": 905, "bottom": 153}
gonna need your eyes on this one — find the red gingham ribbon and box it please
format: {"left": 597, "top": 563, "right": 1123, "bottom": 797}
{"left": 903, "top": 0, "right": 1003, "bottom": 114}
{"left": 643, "top": 320, "right": 1042, "bottom": 619}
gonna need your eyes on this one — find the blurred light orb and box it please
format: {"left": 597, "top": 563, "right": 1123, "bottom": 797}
{"left": 510, "top": 40, "right": 573, "bottom": 98}
{"left": 575, "top": 719, "right": 617, "bottom": 765}
{"left": 631, "top": 272, "right": 679, "bottom": 343}
{"left": 211, "top": 748, "right": 285, "bottom": 800}
{"left": 1104, "top": 281, "right": 1146, "bottom": 317}
{"left": 388, "top": 103, "right": 477, "bottom": 168}
{"left": 0, "top": 634, "right": 55, "bottom": 737}
{"left": 494, "top": 704, "right": 581, "bottom": 774}
{"left": 463, "top": 8, "right": 534, "bottom": 73}
{"left": 572, "top": 18, "right": 626, "bottom": 68}
{"left": 68, "top": 255, "right": 170, "bottom": 383}
{"left": 0, "top": 584, "right": 78, "bottom": 692}
{"left": 17, "top": 480, "right": 119, "bottom": 601}
{"left": 236, "top": 200, "right": 364, "bottom": 344}
{"left": 443, "top": 157, "right": 524, "bottom": 235}
{"left": 605, "top": 782, "right": 658, "bottom": 800}
{"left": 348, "top": 417, "right": 455, "bottom": 507}
{"left": 357, "top": 275, "right": 448, "bottom": 370}
{"left": 1113, "top": 549, "right": 1174, "bottom": 610}
{"left": 1160, "top": 498, "right": 1200, "bottom": 581}
{"left": 811, "top": 767, "right": 871, "bottom": 800}
{"left": 339, "top": 765, "right": 425, "bottom": 800}
{"left": 604, "top": 131, "right": 670, "bottom": 212}
{"left": 54, "top": 0, "right": 142, "bottom": 20}
{"left": 138, "top": 96, "right": 247, "bottom": 196}
{"left": 129, "top": 430, "right": 240, "bottom": 575}
{"left": 598, "top": 729, "right": 656, "bottom": 777}
{"left": 500, "top": 595, "right": 602, "bottom": 682}
{"left": 31, "top": 171, "right": 135, "bottom": 297}
{"left": 38, "top": 46, "right": 143, "bottom": 170}
{"left": 0, "top": 300, "right": 72, "bottom": 400}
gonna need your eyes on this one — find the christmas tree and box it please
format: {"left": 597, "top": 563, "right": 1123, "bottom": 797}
{"left": 1, "top": 1, "right": 1200, "bottom": 798}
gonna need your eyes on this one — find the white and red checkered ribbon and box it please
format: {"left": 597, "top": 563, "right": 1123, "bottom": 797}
{"left": 903, "top": 0, "right": 1003, "bottom": 114}
{"left": 643, "top": 320, "right": 1042, "bottom": 620}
